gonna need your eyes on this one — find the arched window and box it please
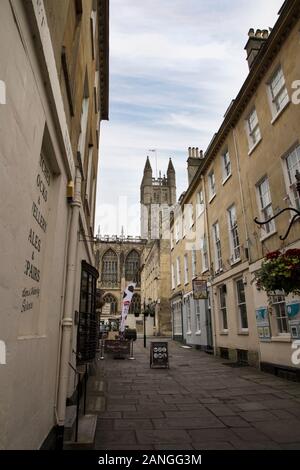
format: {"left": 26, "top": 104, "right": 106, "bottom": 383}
{"left": 129, "top": 294, "right": 141, "bottom": 315}
{"left": 125, "top": 250, "right": 140, "bottom": 284}
{"left": 103, "top": 294, "right": 118, "bottom": 315}
{"left": 101, "top": 249, "right": 118, "bottom": 286}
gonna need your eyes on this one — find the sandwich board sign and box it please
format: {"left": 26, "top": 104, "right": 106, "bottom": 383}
{"left": 150, "top": 342, "right": 169, "bottom": 369}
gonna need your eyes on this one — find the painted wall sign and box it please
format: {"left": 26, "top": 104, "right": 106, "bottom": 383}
{"left": 20, "top": 154, "right": 52, "bottom": 319}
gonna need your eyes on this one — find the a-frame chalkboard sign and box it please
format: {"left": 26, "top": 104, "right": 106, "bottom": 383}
{"left": 150, "top": 342, "right": 169, "bottom": 369}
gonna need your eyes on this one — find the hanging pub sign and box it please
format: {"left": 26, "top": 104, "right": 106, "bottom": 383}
{"left": 192, "top": 278, "right": 208, "bottom": 300}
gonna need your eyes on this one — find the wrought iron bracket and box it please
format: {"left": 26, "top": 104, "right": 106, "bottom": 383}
{"left": 254, "top": 171, "right": 300, "bottom": 241}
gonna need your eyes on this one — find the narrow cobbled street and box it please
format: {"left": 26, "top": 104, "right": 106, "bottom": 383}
{"left": 87, "top": 340, "right": 300, "bottom": 450}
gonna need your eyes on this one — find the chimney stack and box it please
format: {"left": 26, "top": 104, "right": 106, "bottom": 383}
{"left": 187, "top": 147, "right": 203, "bottom": 185}
{"left": 245, "top": 28, "right": 269, "bottom": 69}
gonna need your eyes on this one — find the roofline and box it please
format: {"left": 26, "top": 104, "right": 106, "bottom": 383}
{"left": 98, "top": 0, "right": 109, "bottom": 120}
{"left": 180, "top": 0, "right": 300, "bottom": 205}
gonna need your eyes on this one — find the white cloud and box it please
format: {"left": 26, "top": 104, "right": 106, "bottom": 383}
{"left": 95, "top": 0, "right": 284, "bottom": 235}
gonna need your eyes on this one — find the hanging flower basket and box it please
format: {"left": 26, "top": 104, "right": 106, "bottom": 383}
{"left": 254, "top": 249, "right": 300, "bottom": 296}
{"left": 134, "top": 312, "right": 140, "bottom": 318}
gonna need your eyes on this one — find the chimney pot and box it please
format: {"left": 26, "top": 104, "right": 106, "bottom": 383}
{"left": 192, "top": 147, "right": 195, "bottom": 158}
{"left": 200, "top": 150, "right": 204, "bottom": 159}
{"left": 255, "top": 29, "right": 262, "bottom": 38}
{"left": 248, "top": 28, "right": 255, "bottom": 37}
{"left": 196, "top": 147, "right": 199, "bottom": 158}
{"left": 262, "top": 29, "right": 269, "bottom": 39}
{"left": 188, "top": 147, "right": 192, "bottom": 158}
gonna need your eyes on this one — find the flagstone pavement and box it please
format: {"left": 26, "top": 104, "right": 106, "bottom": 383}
{"left": 87, "top": 339, "right": 300, "bottom": 450}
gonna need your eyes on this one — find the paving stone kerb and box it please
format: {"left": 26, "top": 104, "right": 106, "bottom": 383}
{"left": 87, "top": 339, "right": 300, "bottom": 450}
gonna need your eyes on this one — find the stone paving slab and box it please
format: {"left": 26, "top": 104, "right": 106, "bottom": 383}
{"left": 91, "top": 339, "right": 300, "bottom": 450}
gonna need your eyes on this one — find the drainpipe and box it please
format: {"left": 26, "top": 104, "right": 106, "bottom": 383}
{"left": 201, "top": 174, "right": 217, "bottom": 354}
{"left": 56, "top": 167, "right": 82, "bottom": 448}
{"left": 232, "top": 127, "right": 251, "bottom": 263}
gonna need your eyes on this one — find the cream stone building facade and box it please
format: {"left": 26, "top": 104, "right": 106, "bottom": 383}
{"left": 0, "top": 0, "right": 109, "bottom": 449}
{"left": 170, "top": 0, "right": 300, "bottom": 377}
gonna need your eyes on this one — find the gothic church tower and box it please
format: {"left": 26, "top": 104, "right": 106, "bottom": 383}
{"left": 140, "top": 157, "right": 176, "bottom": 239}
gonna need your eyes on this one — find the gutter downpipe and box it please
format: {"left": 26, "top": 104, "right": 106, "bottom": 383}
{"left": 232, "top": 126, "right": 251, "bottom": 264}
{"left": 55, "top": 167, "right": 82, "bottom": 449}
{"left": 201, "top": 174, "right": 217, "bottom": 355}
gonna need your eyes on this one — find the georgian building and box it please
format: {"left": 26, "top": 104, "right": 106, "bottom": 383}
{"left": 95, "top": 235, "right": 147, "bottom": 334}
{"left": 170, "top": 0, "right": 300, "bottom": 377}
{"left": 0, "top": 0, "right": 109, "bottom": 449}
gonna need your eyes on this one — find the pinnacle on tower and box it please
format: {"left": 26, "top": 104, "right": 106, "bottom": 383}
{"left": 144, "top": 156, "right": 152, "bottom": 172}
{"left": 167, "top": 158, "right": 175, "bottom": 174}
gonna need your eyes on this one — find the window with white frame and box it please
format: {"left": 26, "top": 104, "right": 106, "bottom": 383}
{"left": 182, "top": 213, "right": 186, "bottom": 238}
{"left": 196, "top": 190, "right": 204, "bottom": 217}
{"left": 184, "top": 254, "right": 189, "bottom": 284}
{"left": 90, "top": 8, "right": 97, "bottom": 60}
{"left": 186, "top": 296, "right": 192, "bottom": 333}
{"left": 246, "top": 108, "right": 261, "bottom": 149}
{"left": 268, "top": 66, "right": 289, "bottom": 116}
{"left": 170, "top": 229, "right": 174, "bottom": 250}
{"left": 175, "top": 219, "right": 180, "bottom": 243}
{"left": 271, "top": 294, "right": 289, "bottom": 334}
{"left": 176, "top": 257, "right": 181, "bottom": 286}
{"left": 201, "top": 235, "right": 209, "bottom": 272}
{"left": 171, "top": 263, "right": 176, "bottom": 289}
{"left": 77, "top": 96, "right": 89, "bottom": 165}
{"left": 222, "top": 149, "right": 231, "bottom": 181}
{"left": 236, "top": 279, "right": 248, "bottom": 329}
{"left": 186, "top": 204, "right": 194, "bottom": 228}
{"left": 195, "top": 299, "right": 201, "bottom": 332}
{"left": 208, "top": 171, "right": 216, "bottom": 200}
{"left": 284, "top": 145, "right": 300, "bottom": 210}
{"left": 219, "top": 285, "right": 228, "bottom": 331}
{"left": 256, "top": 177, "right": 275, "bottom": 236}
{"left": 212, "top": 222, "right": 222, "bottom": 272}
{"left": 227, "top": 205, "right": 240, "bottom": 262}
{"left": 191, "top": 246, "right": 197, "bottom": 278}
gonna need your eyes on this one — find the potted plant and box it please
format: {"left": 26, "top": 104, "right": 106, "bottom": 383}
{"left": 134, "top": 310, "right": 140, "bottom": 318}
{"left": 254, "top": 249, "right": 300, "bottom": 296}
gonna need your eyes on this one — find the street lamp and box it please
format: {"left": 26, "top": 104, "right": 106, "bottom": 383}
{"left": 143, "top": 297, "right": 152, "bottom": 348}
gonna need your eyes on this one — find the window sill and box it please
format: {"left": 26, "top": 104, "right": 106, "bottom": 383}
{"left": 209, "top": 194, "right": 216, "bottom": 204}
{"left": 195, "top": 330, "right": 202, "bottom": 336}
{"left": 220, "top": 330, "right": 229, "bottom": 336}
{"left": 238, "top": 330, "right": 249, "bottom": 336}
{"left": 271, "top": 99, "right": 290, "bottom": 125}
{"left": 222, "top": 173, "right": 232, "bottom": 186}
{"left": 271, "top": 335, "right": 291, "bottom": 343}
{"left": 186, "top": 331, "right": 192, "bottom": 336}
{"left": 248, "top": 136, "right": 262, "bottom": 156}
{"left": 201, "top": 269, "right": 209, "bottom": 274}
{"left": 260, "top": 230, "right": 277, "bottom": 242}
{"left": 184, "top": 282, "right": 189, "bottom": 286}
{"left": 230, "top": 258, "right": 241, "bottom": 266}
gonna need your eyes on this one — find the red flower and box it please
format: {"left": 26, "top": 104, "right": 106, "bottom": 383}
{"left": 283, "top": 249, "right": 300, "bottom": 258}
{"left": 265, "top": 250, "right": 281, "bottom": 260}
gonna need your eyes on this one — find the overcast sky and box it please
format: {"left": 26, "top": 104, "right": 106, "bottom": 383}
{"left": 95, "top": 0, "right": 284, "bottom": 237}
